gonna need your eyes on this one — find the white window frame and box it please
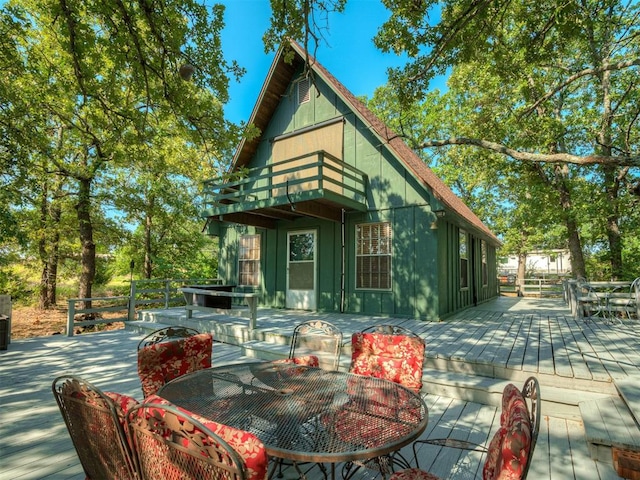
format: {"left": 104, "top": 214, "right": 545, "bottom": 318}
{"left": 238, "top": 234, "right": 261, "bottom": 287}
{"left": 355, "top": 222, "right": 392, "bottom": 291}
{"left": 481, "top": 240, "right": 488, "bottom": 286}
{"left": 460, "top": 230, "right": 469, "bottom": 289}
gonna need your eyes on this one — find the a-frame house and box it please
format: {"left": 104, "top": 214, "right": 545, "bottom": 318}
{"left": 202, "top": 41, "right": 501, "bottom": 320}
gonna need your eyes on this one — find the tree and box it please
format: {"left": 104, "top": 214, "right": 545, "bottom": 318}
{"left": 1, "top": 0, "right": 242, "bottom": 305}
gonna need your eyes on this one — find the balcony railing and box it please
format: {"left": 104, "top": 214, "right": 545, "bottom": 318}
{"left": 202, "top": 151, "right": 368, "bottom": 218}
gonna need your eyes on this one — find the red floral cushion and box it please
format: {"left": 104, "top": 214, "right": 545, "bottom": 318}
{"left": 137, "top": 333, "right": 213, "bottom": 398}
{"left": 483, "top": 427, "right": 507, "bottom": 480}
{"left": 331, "top": 401, "right": 420, "bottom": 447}
{"left": 350, "top": 332, "right": 425, "bottom": 392}
{"left": 500, "top": 384, "right": 524, "bottom": 425}
{"left": 485, "top": 385, "right": 532, "bottom": 480}
{"left": 272, "top": 355, "right": 320, "bottom": 367}
{"left": 105, "top": 392, "right": 140, "bottom": 423}
{"left": 141, "top": 395, "right": 268, "bottom": 480}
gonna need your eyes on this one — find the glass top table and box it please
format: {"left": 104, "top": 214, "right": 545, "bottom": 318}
{"left": 158, "top": 361, "right": 428, "bottom": 477}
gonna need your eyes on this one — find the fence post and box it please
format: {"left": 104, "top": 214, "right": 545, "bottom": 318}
{"left": 128, "top": 280, "right": 137, "bottom": 321}
{"left": 67, "top": 300, "right": 75, "bottom": 337}
{"left": 165, "top": 280, "right": 171, "bottom": 309}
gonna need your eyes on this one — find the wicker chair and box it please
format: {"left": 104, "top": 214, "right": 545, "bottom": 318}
{"left": 137, "top": 327, "right": 213, "bottom": 397}
{"left": 390, "top": 376, "right": 541, "bottom": 480}
{"left": 274, "top": 319, "right": 343, "bottom": 370}
{"left": 52, "top": 375, "right": 139, "bottom": 480}
{"left": 126, "top": 395, "right": 268, "bottom": 480}
{"left": 340, "top": 325, "right": 426, "bottom": 479}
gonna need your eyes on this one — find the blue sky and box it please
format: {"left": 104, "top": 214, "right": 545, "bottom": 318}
{"left": 218, "top": 0, "right": 424, "bottom": 123}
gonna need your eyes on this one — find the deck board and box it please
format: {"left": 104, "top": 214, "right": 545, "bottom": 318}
{"left": 1, "top": 296, "right": 637, "bottom": 479}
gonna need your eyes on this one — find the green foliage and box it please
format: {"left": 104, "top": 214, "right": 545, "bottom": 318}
{"left": 0, "top": 265, "right": 33, "bottom": 304}
{"left": 365, "top": 0, "right": 640, "bottom": 279}
{"left": 263, "top": 0, "right": 346, "bottom": 60}
{"left": 0, "top": 0, "right": 235, "bottom": 303}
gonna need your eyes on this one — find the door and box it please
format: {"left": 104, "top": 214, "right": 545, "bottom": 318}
{"left": 286, "top": 230, "right": 317, "bottom": 310}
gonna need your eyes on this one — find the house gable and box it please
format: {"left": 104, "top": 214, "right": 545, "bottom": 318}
{"left": 205, "top": 41, "right": 500, "bottom": 319}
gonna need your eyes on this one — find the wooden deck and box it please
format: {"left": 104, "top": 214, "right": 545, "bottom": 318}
{"left": 1, "top": 296, "right": 636, "bottom": 479}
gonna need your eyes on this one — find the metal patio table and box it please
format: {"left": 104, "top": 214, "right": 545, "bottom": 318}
{"left": 158, "top": 361, "right": 428, "bottom": 479}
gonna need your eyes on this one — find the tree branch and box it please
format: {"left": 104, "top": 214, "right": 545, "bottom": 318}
{"left": 522, "top": 58, "right": 640, "bottom": 116}
{"left": 418, "top": 137, "right": 640, "bottom": 166}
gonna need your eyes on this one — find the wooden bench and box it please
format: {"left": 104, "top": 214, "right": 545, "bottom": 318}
{"left": 179, "top": 287, "right": 258, "bottom": 330}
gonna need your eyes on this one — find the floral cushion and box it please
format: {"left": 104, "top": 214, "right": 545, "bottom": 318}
{"left": 331, "top": 401, "right": 420, "bottom": 447}
{"left": 272, "top": 355, "right": 320, "bottom": 367}
{"left": 350, "top": 332, "right": 425, "bottom": 392}
{"left": 105, "top": 392, "right": 140, "bottom": 424}
{"left": 139, "top": 395, "right": 268, "bottom": 480}
{"left": 500, "top": 384, "right": 525, "bottom": 425}
{"left": 485, "top": 384, "right": 532, "bottom": 480}
{"left": 137, "top": 333, "right": 213, "bottom": 398}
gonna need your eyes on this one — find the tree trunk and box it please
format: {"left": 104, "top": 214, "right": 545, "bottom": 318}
{"left": 76, "top": 177, "right": 96, "bottom": 310}
{"left": 38, "top": 179, "right": 50, "bottom": 309}
{"left": 144, "top": 207, "right": 153, "bottom": 279}
{"left": 38, "top": 176, "right": 62, "bottom": 309}
{"left": 556, "top": 175, "right": 586, "bottom": 279}
{"left": 517, "top": 252, "right": 527, "bottom": 296}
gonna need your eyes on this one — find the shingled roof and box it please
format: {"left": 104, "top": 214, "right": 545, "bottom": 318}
{"left": 232, "top": 41, "right": 499, "bottom": 245}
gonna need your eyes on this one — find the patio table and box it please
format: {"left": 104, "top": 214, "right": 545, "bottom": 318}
{"left": 158, "top": 361, "right": 428, "bottom": 479}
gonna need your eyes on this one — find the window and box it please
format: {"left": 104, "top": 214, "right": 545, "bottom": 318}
{"left": 297, "top": 77, "right": 310, "bottom": 104}
{"left": 239, "top": 234, "right": 260, "bottom": 286}
{"left": 460, "top": 230, "right": 468, "bottom": 289}
{"left": 481, "top": 240, "right": 488, "bottom": 286}
{"left": 356, "top": 222, "right": 391, "bottom": 290}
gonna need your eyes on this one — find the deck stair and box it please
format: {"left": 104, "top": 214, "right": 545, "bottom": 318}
{"left": 579, "top": 378, "right": 640, "bottom": 466}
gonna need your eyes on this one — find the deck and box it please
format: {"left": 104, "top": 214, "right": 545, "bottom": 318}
{"left": 1, "top": 296, "right": 637, "bottom": 479}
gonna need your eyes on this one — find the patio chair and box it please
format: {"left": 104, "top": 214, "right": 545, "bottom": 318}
{"left": 137, "top": 327, "right": 213, "bottom": 397}
{"left": 52, "top": 375, "right": 139, "bottom": 480}
{"left": 274, "top": 319, "right": 343, "bottom": 370}
{"left": 126, "top": 395, "right": 268, "bottom": 480}
{"left": 389, "top": 376, "right": 541, "bottom": 480}
{"left": 340, "top": 325, "right": 426, "bottom": 479}
{"left": 137, "top": 326, "right": 201, "bottom": 350}
{"left": 607, "top": 277, "right": 640, "bottom": 321}
{"left": 350, "top": 324, "right": 426, "bottom": 392}
{"left": 577, "top": 285, "right": 609, "bottom": 321}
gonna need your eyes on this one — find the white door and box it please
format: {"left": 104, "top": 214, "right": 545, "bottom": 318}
{"left": 286, "top": 230, "right": 317, "bottom": 310}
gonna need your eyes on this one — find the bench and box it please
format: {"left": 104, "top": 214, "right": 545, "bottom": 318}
{"left": 179, "top": 287, "right": 258, "bottom": 330}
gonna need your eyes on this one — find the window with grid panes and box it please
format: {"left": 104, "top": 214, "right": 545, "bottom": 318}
{"left": 460, "top": 230, "right": 468, "bottom": 289}
{"left": 239, "top": 234, "right": 260, "bottom": 286}
{"left": 481, "top": 240, "right": 488, "bottom": 286}
{"left": 356, "top": 222, "right": 391, "bottom": 290}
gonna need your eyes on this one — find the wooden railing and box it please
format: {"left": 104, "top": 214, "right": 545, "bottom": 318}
{"left": 66, "top": 278, "right": 224, "bottom": 336}
{"left": 180, "top": 287, "right": 258, "bottom": 330}
{"left": 66, "top": 296, "right": 130, "bottom": 337}
{"left": 518, "top": 278, "right": 565, "bottom": 297}
{"left": 127, "top": 278, "right": 223, "bottom": 321}
{"left": 201, "top": 151, "right": 368, "bottom": 217}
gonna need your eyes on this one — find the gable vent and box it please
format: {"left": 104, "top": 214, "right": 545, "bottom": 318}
{"left": 297, "top": 77, "right": 311, "bottom": 104}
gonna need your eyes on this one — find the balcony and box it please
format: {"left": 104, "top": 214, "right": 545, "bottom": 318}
{"left": 202, "top": 151, "right": 368, "bottom": 229}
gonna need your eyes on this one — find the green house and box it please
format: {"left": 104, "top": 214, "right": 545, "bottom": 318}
{"left": 203, "top": 42, "right": 501, "bottom": 320}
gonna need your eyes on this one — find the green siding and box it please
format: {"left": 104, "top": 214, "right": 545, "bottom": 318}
{"left": 212, "top": 63, "right": 499, "bottom": 321}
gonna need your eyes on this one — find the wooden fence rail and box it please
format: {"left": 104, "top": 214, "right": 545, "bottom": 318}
{"left": 66, "top": 278, "right": 224, "bottom": 336}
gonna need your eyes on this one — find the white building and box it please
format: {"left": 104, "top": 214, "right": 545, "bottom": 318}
{"left": 498, "top": 249, "right": 571, "bottom": 276}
